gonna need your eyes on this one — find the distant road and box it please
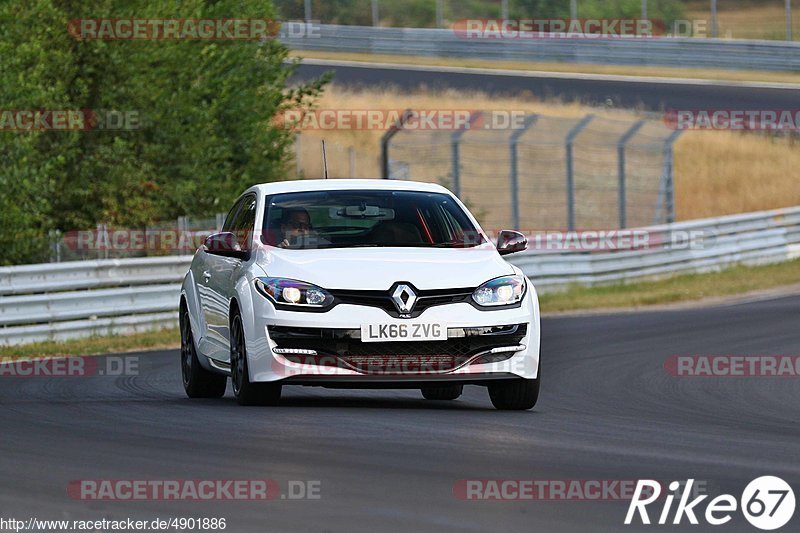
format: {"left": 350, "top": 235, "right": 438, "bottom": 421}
{"left": 290, "top": 59, "right": 800, "bottom": 112}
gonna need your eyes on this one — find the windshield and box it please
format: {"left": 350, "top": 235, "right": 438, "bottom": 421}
{"left": 261, "top": 189, "right": 484, "bottom": 250}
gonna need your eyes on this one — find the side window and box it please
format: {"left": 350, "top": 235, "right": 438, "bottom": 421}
{"left": 222, "top": 198, "right": 245, "bottom": 233}
{"left": 231, "top": 194, "right": 257, "bottom": 249}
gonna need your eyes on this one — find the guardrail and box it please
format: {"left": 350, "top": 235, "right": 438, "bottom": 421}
{"left": 1, "top": 206, "right": 799, "bottom": 346}
{"left": 516, "top": 207, "right": 800, "bottom": 288}
{"left": 0, "top": 257, "right": 189, "bottom": 346}
{"left": 284, "top": 24, "right": 800, "bottom": 72}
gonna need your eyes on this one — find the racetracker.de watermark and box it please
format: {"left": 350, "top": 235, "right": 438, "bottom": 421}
{"left": 664, "top": 355, "right": 800, "bottom": 377}
{"left": 67, "top": 18, "right": 320, "bottom": 40}
{"left": 63, "top": 228, "right": 214, "bottom": 253}
{"left": 453, "top": 479, "right": 713, "bottom": 501}
{"left": 67, "top": 480, "right": 321, "bottom": 501}
{"left": 276, "top": 109, "right": 526, "bottom": 131}
{"left": 665, "top": 109, "right": 800, "bottom": 131}
{"left": 452, "top": 18, "right": 710, "bottom": 39}
{"left": 0, "top": 109, "right": 142, "bottom": 131}
{"left": 0, "top": 356, "right": 138, "bottom": 378}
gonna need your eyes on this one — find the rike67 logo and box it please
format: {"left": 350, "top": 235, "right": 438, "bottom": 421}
{"left": 625, "top": 477, "right": 795, "bottom": 530}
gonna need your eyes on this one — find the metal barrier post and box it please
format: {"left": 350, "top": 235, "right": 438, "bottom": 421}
{"left": 711, "top": 0, "right": 718, "bottom": 38}
{"left": 381, "top": 109, "right": 413, "bottom": 179}
{"left": 655, "top": 130, "right": 683, "bottom": 224}
{"left": 509, "top": 115, "right": 539, "bottom": 230}
{"left": 617, "top": 119, "right": 646, "bottom": 229}
{"left": 565, "top": 115, "right": 594, "bottom": 231}
{"left": 449, "top": 112, "right": 482, "bottom": 197}
{"left": 664, "top": 130, "right": 682, "bottom": 224}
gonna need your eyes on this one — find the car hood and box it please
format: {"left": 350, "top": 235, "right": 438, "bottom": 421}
{"left": 252, "top": 245, "right": 515, "bottom": 290}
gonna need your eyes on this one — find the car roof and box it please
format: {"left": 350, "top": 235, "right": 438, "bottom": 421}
{"left": 250, "top": 179, "right": 452, "bottom": 196}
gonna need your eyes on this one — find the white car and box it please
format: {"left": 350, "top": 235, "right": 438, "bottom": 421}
{"left": 180, "top": 179, "right": 541, "bottom": 410}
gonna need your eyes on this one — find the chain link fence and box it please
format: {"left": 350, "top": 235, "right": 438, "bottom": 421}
{"left": 382, "top": 112, "right": 680, "bottom": 231}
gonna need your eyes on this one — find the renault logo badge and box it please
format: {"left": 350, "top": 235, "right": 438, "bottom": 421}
{"left": 391, "top": 284, "right": 417, "bottom": 314}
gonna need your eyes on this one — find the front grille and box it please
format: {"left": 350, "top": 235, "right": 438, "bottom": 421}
{"left": 329, "top": 286, "right": 474, "bottom": 318}
{"left": 269, "top": 324, "right": 527, "bottom": 374}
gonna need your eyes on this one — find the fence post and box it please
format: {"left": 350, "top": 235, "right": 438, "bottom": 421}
{"left": 509, "top": 115, "right": 539, "bottom": 230}
{"left": 96, "top": 223, "right": 108, "bottom": 260}
{"left": 570, "top": 0, "right": 578, "bottom": 19}
{"left": 381, "top": 109, "right": 413, "bottom": 179}
{"left": 664, "top": 130, "right": 681, "bottom": 224}
{"left": 215, "top": 213, "right": 225, "bottom": 231}
{"left": 655, "top": 130, "right": 683, "bottom": 224}
{"left": 294, "top": 134, "right": 302, "bottom": 178}
{"left": 372, "top": 0, "right": 380, "bottom": 27}
{"left": 787, "top": 0, "right": 793, "bottom": 41}
{"left": 48, "top": 229, "right": 61, "bottom": 263}
{"left": 501, "top": 0, "right": 509, "bottom": 20}
{"left": 565, "top": 115, "right": 594, "bottom": 231}
{"left": 435, "top": 0, "right": 443, "bottom": 28}
{"left": 304, "top": 0, "right": 312, "bottom": 22}
{"left": 641, "top": 0, "right": 647, "bottom": 20}
{"left": 449, "top": 112, "right": 483, "bottom": 197}
{"left": 617, "top": 119, "right": 646, "bottom": 229}
{"left": 710, "top": 0, "right": 718, "bottom": 38}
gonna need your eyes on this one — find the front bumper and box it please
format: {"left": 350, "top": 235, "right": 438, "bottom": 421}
{"left": 243, "top": 284, "right": 541, "bottom": 383}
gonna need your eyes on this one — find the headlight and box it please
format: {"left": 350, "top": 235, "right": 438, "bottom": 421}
{"left": 255, "top": 277, "right": 334, "bottom": 308}
{"left": 472, "top": 275, "right": 526, "bottom": 307}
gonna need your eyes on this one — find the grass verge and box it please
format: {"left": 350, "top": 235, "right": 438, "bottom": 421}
{"left": 539, "top": 258, "right": 800, "bottom": 313}
{"left": 3, "top": 260, "right": 800, "bottom": 357}
{"left": 0, "top": 327, "right": 178, "bottom": 360}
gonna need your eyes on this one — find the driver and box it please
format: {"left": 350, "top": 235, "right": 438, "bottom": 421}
{"left": 278, "top": 208, "right": 329, "bottom": 248}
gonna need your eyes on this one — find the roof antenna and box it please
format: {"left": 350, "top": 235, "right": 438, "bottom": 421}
{"left": 321, "top": 140, "right": 329, "bottom": 179}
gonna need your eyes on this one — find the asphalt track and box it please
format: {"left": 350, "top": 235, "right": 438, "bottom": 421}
{"left": 2, "top": 294, "right": 799, "bottom": 532}
{"left": 290, "top": 60, "right": 800, "bottom": 112}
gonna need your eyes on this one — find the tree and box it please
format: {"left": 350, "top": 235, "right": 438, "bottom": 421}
{"left": 0, "top": 0, "right": 329, "bottom": 265}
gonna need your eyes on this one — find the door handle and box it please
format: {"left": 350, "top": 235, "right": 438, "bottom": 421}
{"left": 203, "top": 270, "right": 212, "bottom": 282}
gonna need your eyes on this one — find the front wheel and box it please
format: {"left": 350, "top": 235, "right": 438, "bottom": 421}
{"left": 180, "top": 305, "right": 227, "bottom": 399}
{"left": 230, "top": 310, "right": 281, "bottom": 406}
{"left": 488, "top": 371, "right": 540, "bottom": 411}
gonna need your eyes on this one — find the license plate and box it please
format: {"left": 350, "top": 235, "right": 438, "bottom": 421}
{"left": 361, "top": 323, "right": 448, "bottom": 343}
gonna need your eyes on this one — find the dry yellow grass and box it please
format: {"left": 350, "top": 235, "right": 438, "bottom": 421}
{"left": 674, "top": 130, "right": 800, "bottom": 219}
{"left": 686, "top": 0, "right": 800, "bottom": 41}
{"left": 292, "top": 86, "right": 800, "bottom": 223}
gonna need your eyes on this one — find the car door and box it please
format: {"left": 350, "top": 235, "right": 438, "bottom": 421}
{"left": 195, "top": 196, "right": 244, "bottom": 358}
{"left": 203, "top": 193, "right": 257, "bottom": 361}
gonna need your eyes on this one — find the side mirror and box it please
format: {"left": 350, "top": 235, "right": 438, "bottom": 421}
{"left": 496, "top": 230, "right": 527, "bottom": 256}
{"left": 203, "top": 232, "right": 250, "bottom": 260}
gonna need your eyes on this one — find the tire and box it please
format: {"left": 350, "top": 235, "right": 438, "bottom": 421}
{"left": 180, "top": 304, "right": 227, "bottom": 399}
{"left": 230, "top": 309, "right": 281, "bottom": 406}
{"left": 421, "top": 384, "right": 463, "bottom": 401}
{"left": 488, "top": 366, "right": 540, "bottom": 411}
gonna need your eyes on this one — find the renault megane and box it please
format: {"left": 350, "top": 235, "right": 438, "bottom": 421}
{"left": 180, "top": 179, "right": 541, "bottom": 409}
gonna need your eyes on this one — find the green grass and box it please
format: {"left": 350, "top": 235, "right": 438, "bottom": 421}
{"left": 2, "top": 259, "right": 799, "bottom": 358}
{"left": 539, "top": 258, "right": 800, "bottom": 313}
{"left": 0, "top": 327, "right": 178, "bottom": 360}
